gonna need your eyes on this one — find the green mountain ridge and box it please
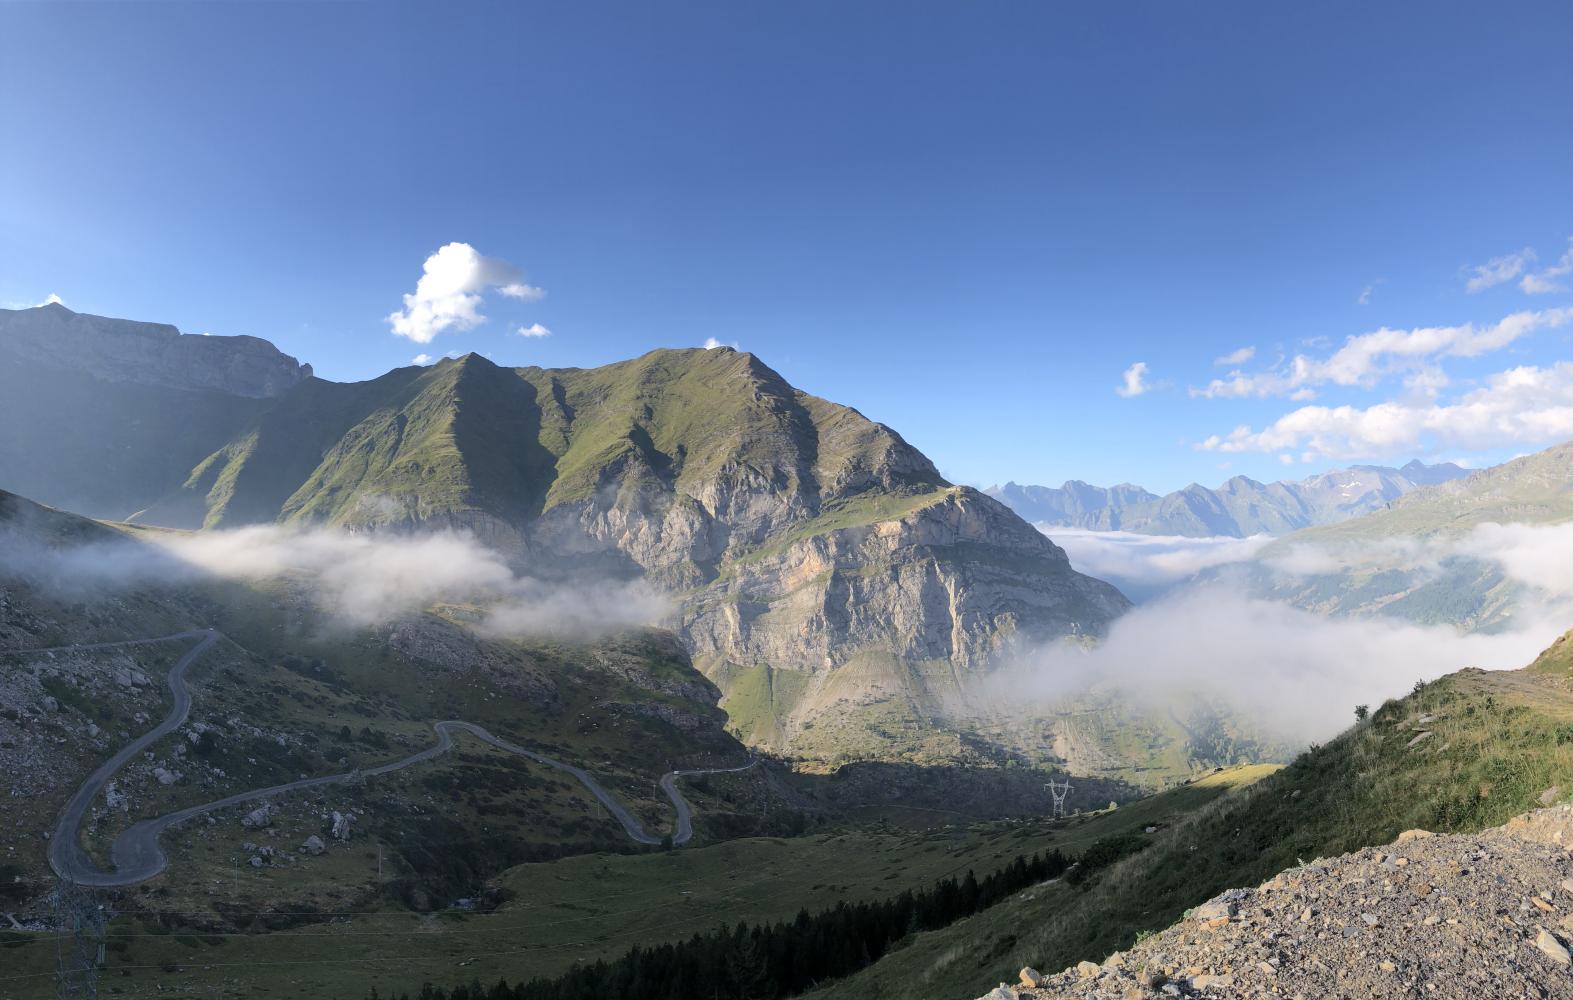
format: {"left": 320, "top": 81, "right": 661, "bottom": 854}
{"left": 0, "top": 306, "right": 1131, "bottom": 767}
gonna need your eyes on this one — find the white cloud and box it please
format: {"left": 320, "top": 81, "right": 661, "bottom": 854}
{"left": 1521, "top": 240, "right": 1573, "bottom": 295}
{"left": 517, "top": 323, "right": 551, "bottom": 338}
{"left": 411, "top": 353, "right": 434, "bottom": 366}
{"left": 1199, "top": 359, "right": 1573, "bottom": 459}
{"left": 1190, "top": 307, "right": 1573, "bottom": 399}
{"left": 1116, "top": 361, "right": 1151, "bottom": 397}
{"left": 988, "top": 585, "right": 1562, "bottom": 744}
{"left": 0, "top": 523, "right": 667, "bottom": 638}
{"left": 1042, "top": 527, "right": 1271, "bottom": 601}
{"left": 702, "top": 337, "right": 738, "bottom": 350}
{"left": 387, "top": 242, "right": 544, "bottom": 344}
{"left": 1466, "top": 247, "right": 1536, "bottom": 293}
{"left": 1454, "top": 521, "right": 1573, "bottom": 594}
{"left": 498, "top": 282, "right": 545, "bottom": 301}
{"left": 1214, "top": 346, "right": 1255, "bottom": 366}
{"left": 1265, "top": 521, "right": 1573, "bottom": 605}
{"left": 1357, "top": 280, "right": 1384, "bottom": 306}
{"left": 41, "top": 293, "right": 63, "bottom": 306}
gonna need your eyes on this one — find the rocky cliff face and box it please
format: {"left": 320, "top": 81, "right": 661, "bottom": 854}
{"left": 0, "top": 303, "right": 311, "bottom": 398}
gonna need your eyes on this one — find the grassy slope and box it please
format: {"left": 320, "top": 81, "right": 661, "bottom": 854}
{"left": 0, "top": 768, "right": 1275, "bottom": 1000}
{"left": 148, "top": 348, "right": 945, "bottom": 547}
{"left": 813, "top": 643, "right": 1573, "bottom": 1000}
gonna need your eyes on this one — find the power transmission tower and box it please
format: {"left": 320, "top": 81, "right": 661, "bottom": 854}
{"left": 51, "top": 877, "right": 105, "bottom": 999}
{"left": 1044, "top": 778, "right": 1073, "bottom": 819}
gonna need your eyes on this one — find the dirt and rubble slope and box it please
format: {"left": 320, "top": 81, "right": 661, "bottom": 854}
{"left": 989, "top": 804, "right": 1573, "bottom": 1000}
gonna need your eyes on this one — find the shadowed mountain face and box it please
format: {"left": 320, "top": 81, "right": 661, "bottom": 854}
{"left": 988, "top": 460, "right": 1467, "bottom": 538}
{"left": 0, "top": 303, "right": 311, "bottom": 398}
{"left": 0, "top": 305, "right": 311, "bottom": 519}
{"left": 0, "top": 309, "right": 1130, "bottom": 760}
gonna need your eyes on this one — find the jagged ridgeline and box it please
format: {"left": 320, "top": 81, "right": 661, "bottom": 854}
{"left": 0, "top": 304, "right": 1130, "bottom": 764}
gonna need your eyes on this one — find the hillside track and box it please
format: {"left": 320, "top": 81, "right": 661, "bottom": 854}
{"left": 10, "top": 630, "right": 749, "bottom": 887}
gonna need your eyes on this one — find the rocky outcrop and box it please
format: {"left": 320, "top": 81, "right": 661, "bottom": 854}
{"left": 0, "top": 302, "right": 310, "bottom": 398}
{"left": 680, "top": 486, "right": 1126, "bottom": 674}
{"left": 989, "top": 804, "right": 1573, "bottom": 999}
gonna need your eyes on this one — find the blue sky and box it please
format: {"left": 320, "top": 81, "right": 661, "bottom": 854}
{"left": 2, "top": 2, "right": 1570, "bottom": 494}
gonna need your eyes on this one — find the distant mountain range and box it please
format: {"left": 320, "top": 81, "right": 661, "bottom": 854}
{"left": 987, "top": 460, "right": 1468, "bottom": 538}
{"left": 0, "top": 303, "right": 1129, "bottom": 766}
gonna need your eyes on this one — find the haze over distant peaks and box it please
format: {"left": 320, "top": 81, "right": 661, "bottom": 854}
{"left": 0, "top": 302, "right": 311, "bottom": 399}
{"left": 988, "top": 460, "right": 1469, "bottom": 538}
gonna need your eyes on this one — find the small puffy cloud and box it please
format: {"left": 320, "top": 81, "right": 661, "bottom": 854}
{"left": 411, "top": 353, "right": 434, "bottom": 366}
{"left": 387, "top": 242, "right": 544, "bottom": 344}
{"left": 41, "top": 293, "right": 64, "bottom": 306}
{"left": 498, "top": 282, "right": 545, "bottom": 301}
{"left": 517, "top": 323, "right": 551, "bottom": 338}
{"left": 702, "top": 337, "right": 738, "bottom": 350}
{"left": 1199, "top": 359, "right": 1573, "bottom": 459}
{"left": 1214, "top": 346, "right": 1255, "bottom": 366}
{"left": 1357, "top": 280, "right": 1384, "bottom": 305}
{"left": 1190, "top": 307, "right": 1573, "bottom": 399}
{"left": 1116, "top": 361, "right": 1151, "bottom": 397}
{"left": 1521, "top": 240, "right": 1573, "bottom": 295}
{"left": 1466, "top": 247, "right": 1536, "bottom": 293}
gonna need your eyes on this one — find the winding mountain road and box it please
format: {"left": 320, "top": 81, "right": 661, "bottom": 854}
{"left": 11, "top": 630, "right": 753, "bottom": 887}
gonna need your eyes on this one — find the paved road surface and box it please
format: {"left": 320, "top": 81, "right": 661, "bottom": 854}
{"left": 10, "top": 630, "right": 752, "bottom": 887}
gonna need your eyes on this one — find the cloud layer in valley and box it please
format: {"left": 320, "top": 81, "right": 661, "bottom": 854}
{"left": 1043, "top": 527, "right": 1270, "bottom": 601}
{"left": 990, "top": 585, "right": 1564, "bottom": 744}
{"left": 1264, "top": 520, "right": 1573, "bottom": 599}
{"left": 1018, "top": 515, "right": 1573, "bottom": 743}
{"left": 1, "top": 523, "right": 667, "bottom": 639}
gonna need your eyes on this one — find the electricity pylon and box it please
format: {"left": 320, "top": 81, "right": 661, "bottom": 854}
{"left": 1044, "top": 778, "right": 1073, "bottom": 819}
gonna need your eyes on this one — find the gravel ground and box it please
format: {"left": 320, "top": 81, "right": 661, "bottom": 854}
{"left": 981, "top": 805, "right": 1573, "bottom": 1000}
